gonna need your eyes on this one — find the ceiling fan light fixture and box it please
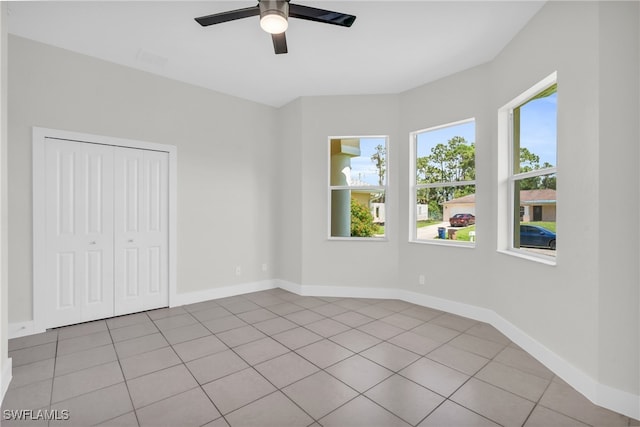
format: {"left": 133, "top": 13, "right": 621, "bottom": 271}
{"left": 259, "top": 1, "right": 289, "bottom": 34}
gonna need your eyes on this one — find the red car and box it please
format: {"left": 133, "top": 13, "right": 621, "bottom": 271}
{"left": 449, "top": 213, "right": 475, "bottom": 227}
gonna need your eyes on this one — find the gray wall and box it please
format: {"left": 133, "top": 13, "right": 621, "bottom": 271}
{"left": 1, "top": 0, "right": 9, "bottom": 400}
{"left": 297, "top": 95, "right": 400, "bottom": 287}
{"left": 8, "top": 35, "right": 279, "bottom": 322}
{"left": 5, "top": 0, "right": 639, "bottom": 404}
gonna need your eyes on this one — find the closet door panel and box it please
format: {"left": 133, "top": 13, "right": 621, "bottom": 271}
{"left": 44, "top": 139, "right": 115, "bottom": 328}
{"left": 114, "top": 148, "right": 169, "bottom": 315}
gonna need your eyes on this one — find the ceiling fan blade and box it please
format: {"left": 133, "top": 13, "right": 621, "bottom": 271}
{"left": 272, "top": 32, "right": 288, "bottom": 54}
{"left": 289, "top": 3, "right": 356, "bottom": 27}
{"left": 195, "top": 6, "right": 260, "bottom": 27}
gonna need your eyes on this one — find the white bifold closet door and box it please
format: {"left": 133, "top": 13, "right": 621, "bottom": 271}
{"left": 44, "top": 139, "right": 168, "bottom": 328}
{"left": 113, "top": 146, "right": 169, "bottom": 315}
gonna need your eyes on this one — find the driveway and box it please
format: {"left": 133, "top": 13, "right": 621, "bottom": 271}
{"left": 416, "top": 221, "right": 449, "bottom": 240}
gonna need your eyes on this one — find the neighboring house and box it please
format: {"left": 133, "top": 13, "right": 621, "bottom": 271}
{"left": 443, "top": 193, "right": 477, "bottom": 220}
{"left": 351, "top": 190, "right": 385, "bottom": 224}
{"left": 350, "top": 179, "right": 387, "bottom": 224}
{"left": 443, "top": 189, "right": 557, "bottom": 222}
{"left": 519, "top": 189, "right": 557, "bottom": 222}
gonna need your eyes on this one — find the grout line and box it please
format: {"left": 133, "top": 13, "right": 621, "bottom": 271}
{"left": 105, "top": 320, "right": 142, "bottom": 427}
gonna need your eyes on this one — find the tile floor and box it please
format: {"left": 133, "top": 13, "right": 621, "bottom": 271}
{"left": 2, "top": 288, "right": 638, "bottom": 427}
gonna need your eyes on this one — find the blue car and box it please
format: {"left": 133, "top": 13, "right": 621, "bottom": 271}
{"left": 520, "top": 225, "right": 556, "bottom": 250}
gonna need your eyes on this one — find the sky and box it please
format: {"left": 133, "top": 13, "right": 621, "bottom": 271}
{"left": 519, "top": 92, "right": 557, "bottom": 167}
{"left": 416, "top": 120, "right": 476, "bottom": 158}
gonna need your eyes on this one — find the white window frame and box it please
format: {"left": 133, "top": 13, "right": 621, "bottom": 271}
{"left": 409, "top": 119, "right": 476, "bottom": 247}
{"left": 327, "top": 135, "right": 389, "bottom": 241}
{"left": 497, "top": 72, "right": 558, "bottom": 265}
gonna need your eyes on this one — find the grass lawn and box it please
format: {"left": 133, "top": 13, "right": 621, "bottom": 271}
{"left": 453, "top": 225, "right": 475, "bottom": 241}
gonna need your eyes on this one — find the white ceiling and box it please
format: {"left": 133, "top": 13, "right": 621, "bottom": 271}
{"left": 7, "top": 1, "right": 545, "bottom": 107}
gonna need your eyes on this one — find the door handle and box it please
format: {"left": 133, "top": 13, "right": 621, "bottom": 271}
{"left": 128, "top": 239, "right": 134, "bottom": 243}
{"left": 89, "top": 241, "right": 97, "bottom": 245}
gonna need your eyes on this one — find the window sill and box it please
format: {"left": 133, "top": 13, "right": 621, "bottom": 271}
{"left": 497, "top": 249, "right": 557, "bottom": 266}
{"left": 328, "top": 236, "right": 388, "bottom": 242}
{"left": 409, "top": 239, "right": 475, "bottom": 248}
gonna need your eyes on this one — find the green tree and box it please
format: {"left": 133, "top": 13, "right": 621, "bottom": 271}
{"left": 416, "top": 136, "right": 476, "bottom": 216}
{"left": 518, "top": 148, "right": 555, "bottom": 190}
{"left": 350, "top": 199, "right": 376, "bottom": 237}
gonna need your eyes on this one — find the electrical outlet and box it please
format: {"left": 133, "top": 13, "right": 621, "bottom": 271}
{"left": 419, "top": 274, "right": 425, "bottom": 285}
{"left": 262, "top": 263, "right": 268, "bottom": 272}
{"left": 235, "top": 266, "right": 242, "bottom": 276}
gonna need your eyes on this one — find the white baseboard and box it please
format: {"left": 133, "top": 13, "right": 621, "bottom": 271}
{"left": 1, "top": 357, "right": 12, "bottom": 405}
{"left": 8, "top": 320, "right": 40, "bottom": 339}
{"left": 170, "top": 280, "right": 277, "bottom": 307}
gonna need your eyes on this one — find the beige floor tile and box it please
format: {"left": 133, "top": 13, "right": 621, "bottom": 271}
{"left": 494, "top": 347, "right": 555, "bottom": 380}
{"left": 282, "top": 371, "right": 358, "bottom": 419}
{"left": 171, "top": 334, "right": 228, "bottom": 362}
{"left": 225, "top": 391, "right": 313, "bottom": 427}
{"left": 202, "top": 368, "right": 276, "bottom": 414}
{"left": 475, "top": 361, "right": 550, "bottom": 402}
{"left": 296, "top": 339, "right": 354, "bottom": 368}
{"left": 329, "top": 329, "right": 381, "bottom": 353}
{"left": 429, "top": 313, "right": 478, "bottom": 332}
{"left": 186, "top": 349, "right": 248, "bottom": 385}
{"left": 113, "top": 333, "right": 169, "bottom": 359}
{"left": 427, "top": 344, "right": 490, "bottom": 375}
{"left": 326, "top": 354, "right": 393, "bottom": 392}
{"left": 524, "top": 405, "right": 589, "bottom": 427}
{"left": 137, "top": 387, "right": 220, "bottom": 427}
{"left": 127, "top": 364, "right": 198, "bottom": 409}
{"left": 233, "top": 337, "right": 289, "bottom": 365}
{"left": 254, "top": 352, "right": 319, "bottom": 388}
{"left": 319, "top": 395, "right": 411, "bottom": 427}
{"left": 52, "top": 361, "right": 124, "bottom": 403}
{"left": 539, "top": 381, "right": 630, "bottom": 426}
{"left": 361, "top": 342, "right": 421, "bottom": 372}
{"left": 120, "top": 346, "right": 182, "bottom": 379}
{"left": 216, "top": 325, "right": 266, "bottom": 347}
{"left": 448, "top": 333, "right": 507, "bottom": 359}
{"left": 380, "top": 313, "right": 425, "bottom": 330}
{"left": 365, "top": 375, "right": 445, "bottom": 425}
{"left": 399, "top": 357, "right": 470, "bottom": 397}
{"left": 419, "top": 400, "right": 500, "bottom": 427}
{"left": 389, "top": 331, "right": 441, "bottom": 355}
{"left": 451, "top": 378, "right": 535, "bottom": 426}
{"left": 50, "top": 383, "right": 133, "bottom": 426}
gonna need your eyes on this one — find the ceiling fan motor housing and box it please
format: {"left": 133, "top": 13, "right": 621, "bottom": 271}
{"left": 259, "top": 1, "right": 289, "bottom": 34}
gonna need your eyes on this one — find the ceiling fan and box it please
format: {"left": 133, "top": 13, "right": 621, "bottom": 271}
{"left": 195, "top": 0, "right": 356, "bottom": 55}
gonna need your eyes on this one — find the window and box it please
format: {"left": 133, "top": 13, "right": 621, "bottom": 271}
{"left": 410, "top": 119, "right": 476, "bottom": 244}
{"left": 329, "top": 137, "right": 387, "bottom": 239}
{"left": 502, "top": 73, "right": 557, "bottom": 260}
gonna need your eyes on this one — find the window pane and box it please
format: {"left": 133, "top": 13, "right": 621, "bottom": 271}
{"left": 331, "top": 190, "right": 385, "bottom": 238}
{"left": 415, "top": 185, "right": 476, "bottom": 242}
{"left": 330, "top": 137, "right": 386, "bottom": 186}
{"left": 329, "top": 136, "right": 387, "bottom": 239}
{"left": 513, "top": 176, "right": 557, "bottom": 255}
{"left": 412, "top": 120, "right": 476, "bottom": 244}
{"left": 515, "top": 86, "right": 557, "bottom": 174}
{"left": 416, "top": 121, "right": 475, "bottom": 183}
